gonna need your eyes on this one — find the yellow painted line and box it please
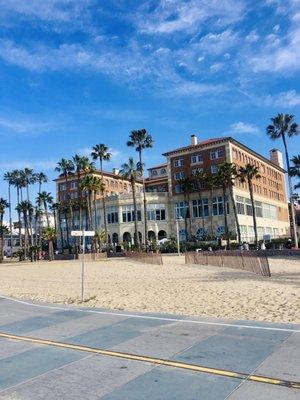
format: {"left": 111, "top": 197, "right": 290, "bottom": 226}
{"left": 0, "top": 332, "right": 299, "bottom": 390}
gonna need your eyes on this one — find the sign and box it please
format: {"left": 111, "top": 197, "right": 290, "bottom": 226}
{"left": 71, "top": 230, "right": 95, "bottom": 237}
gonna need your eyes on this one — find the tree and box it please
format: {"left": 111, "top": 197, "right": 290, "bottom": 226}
{"left": 55, "top": 159, "right": 74, "bottom": 248}
{"left": 3, "top": 172, "right": 14, "bottom": 256}
{"left": 35, "top": 172, "right": 48, "bottom": 194}
{"left": 206, "top": 175, "right": 218, "bottom": 237}
{"left": 10, "top": 170, "right": 25, "bottom": 259}
{"left": 267, "top": 114, "right": 299, "bottom": 247}
{"left": 178, "top": 177, "right": 194, "bottom": 240}
{"left": 193, "top": 170, "right": 208, "bottom": 238}
{"left": 217, "top": 162, "right": 241, "bottom": 245}
{"left": 290, "top": 155, "right": 300, "bottom": 190}
{"left": 34, "top": 172, "right": 48, "bottom": 248}
{"left": 91, "top": 144, "right": 111, "bottom": 244}
{"left": 43, "top": 227, "right": 56, "bottom": 261}
{"left": 0, "top": 198, "right": 9, "bottom": 230}
{"left": 80, "top": 175, "right": 104, "bottom": 231}
{"left": 127, "top": 129, "right": 153, "bottom": 249}
{"left": 0, "top": 225, "right": 9, "bottom": 263}
{"left": 16, "top": 201, "right": 34, "bottom": 258}
{"left": 239, "top": 164, "right": 261, "bottom": 246}
{"left": 37, "top": 192, "right": 53, "bottom": 228}
{"left": 72, "top": 155, "right": 90, "bottom": 231}
{"left": 120, "top": 158, "right": 142, "bottom": 249}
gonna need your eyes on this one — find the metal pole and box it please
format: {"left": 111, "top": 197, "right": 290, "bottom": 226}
{"left": 176, "top": 219, "right": 180, "bottom": 256}
{"left": 81, "top": 229, "right": 85, "bottom": 303}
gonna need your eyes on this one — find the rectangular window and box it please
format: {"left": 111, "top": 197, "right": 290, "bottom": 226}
{"left": 192, "top": 168, "right": 203, "bottom": 176}
{"left": 192, "top": 199, "right": 209, "bottom": 218}
{"left": 174, "top": 184, "right": 183, "bottom": 193}
{"left": 174, "top": 158, "right": 184, "bottom": 167}
{"left": 191, "top": 154, "right": 203, "bottom": 164}
{"left": 246, "top": 199, "right": 253, "bottom": 216}
{"left": 122, "top": 205, "right": 141, "bottom": 222}
{"left": 174, "top": 201, "right": 189, "bottom": 219}
{"left": 59, "top": 183, "right": 66, "bottom": 191}
{"left": 210, "top": 148, "right": 224, "bottom": 160}
{"left": 70, "top": 181, "right": 78, "bottom": 189}
{"left": 255, "top": 201, "right": 263, "bottom": 218}
{"left": 236, "top": 196, "right": 245, "bottom": 215}
{"left": 174, "top": 171, "right": 185, "bottom": 180}
{"left": 107, "top": 207, "right": 119, "bottom": 224}
{"left": 147, "top": 204, "right": 166, "bottom": 221}
{"left": 211, "top": 165, "right": 219, "bottom": 174}
{"left": 212, "top": 196, "right": 224, "bottom": 216}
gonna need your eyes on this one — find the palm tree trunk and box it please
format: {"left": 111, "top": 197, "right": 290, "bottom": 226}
{"left": 139, "top": 150, "right": 148, "bottom": 250}
{"left": 131, "top": 179, "right": 140, "bottom": 250}
{"left": 229, "top": 184, "right": 241, "bottom": 244}
{"left": 93, "top": 192, "right": 98, "bottom": 231}
{"left": 282, "top": 133, "right": 298, "bottom": 247}
{"left": 100, "top": 159, "right": 108, "bottom": 245}
{"left": 8, "top": 184, "right": 13, "bottom": 257}
{"left": 26, "top": 185, "right": 34, "bottom": 246}
{"left": 16, "top": 187, "right": 22, "bottom": 261}
{"left": 222, "top": 185, "right": 229, "bottom": 249}
{"left": 23, "top": 210, "right": 29, "bottom": 259}
{"left": 58, "top": 209, "right": 64, "bottom": 251}
{"left": 184, "top": 194, "right": 189, "bottom": 241}
{"left": 187, "top": 193, "right": 192, "bottom": 239}
{"left": 44, "top": 201, "right": 50, "bottom": 228}
{"left": 0, "top": 235, "right": 3, "bottom": 263}
{"left": 249, "top": 179, "right": 258, "bottom": 246}
{"left": 64, "top": 176, "right": 71, "bottom": 249}
{"left": 209, "top": 187, "right": 214, "bottom": 237}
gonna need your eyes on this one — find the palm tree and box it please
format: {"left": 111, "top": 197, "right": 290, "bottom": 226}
{"left": 43, "top": 227, "right": 56, "bottom": 261}
{"left": 21, "top": 168, "right": 35, "bottom": 246}
{"left": 72, "top": 155, "right": 90, "bottom": 231}
{"left": 267, "top": 114, "right": 299, "bottom": 247}
{"left": 34, "top": 172, "right": 48, "bottom": 248}
{"left": 0, "top": 225, "right": 9, "bottom": 263}
{"left": 178, "top": 177, "right": 193, "bottom": 240}
{"left": 0, "top": 198, "right": 9, "bottom": 231}
{"left": 193, "top": 170, "right": 208, "bottom": 238}
{"left": 37, "top": 192, "right": 53, "bottom": 228}
{"left": 120, "top": 158, "right": 142, "bottom": 249}
{"left": 217, "top": 162, "right": 241, "bottom": 245}
{"left": 127, "top": 129, "right": 153, "bottom": 248}
{"left": 206, "top": 175, "right": 218, "bottom": 237}
{"left": 35, "top": 172, "right": 48, "bottom": 194}
{"left": 55, "top": 159, "right": 74, "bottom": 248}
{"left": 290, "top": 155, "right": 300, "bottom": 189}
{"left": 3, "top": 172, "right": 14, "bottom": 256}
{"left": 16, "top": 201, "right": 33, "bottom": 258}
{"left": 239, "top": 164, "right": 261, "bottom": 247}
{"left": 10, "top": 170, "right": 24, "bottom": 259}
{"left": 91, "top": 144, "right": 111, "bottom": 244}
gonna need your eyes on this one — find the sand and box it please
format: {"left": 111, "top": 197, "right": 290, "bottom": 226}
{"left": 0, "top": 255, "right": 299, "bottom": 324}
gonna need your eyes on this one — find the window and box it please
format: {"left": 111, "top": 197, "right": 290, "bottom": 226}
{"left": 240, "top": 225, "right": 248, "bottom": 241}
{"left": 192, "top": 199, "right": 209, "bottom": 218}
{"left": 175, "top": 184, "right": 183, "bottom": 193}
{"left": 147, "top": 204, "right": 166, "bottom": 221}
{"left": 70, "top": 192, "right": 77, "bottom": 199}
{"left": 258, "top": 227, "right": 264, "bottom": 240}
{"left": 59, "top": 183, "right": 66, "bottom": 191}
{"left": 174, "top": 158, "right": 184, "bottom": 167}
{"left": 212, "top": 196, "right": 224, "bottom": 216}
{"left": 107, "top": 207, "right": 118, "bottom": 224}
{"left": 174, "top": 201, "right": 189, "bottom": 219}
{"left": 216, "top": 226, "right": 225, "bottom": 236}
{"left": 174, "top": 171, "right": 185, "bottom": 180}
{"left": 191, "top": 154, "right": 203, "bottom": 164}
{"left": 255, "top": 201, "right": 263, "bottom": 218}
{"left": 71, "top": 181, "right": 78, "bottom": 189}
{"left": 236, "top": 196, "right": 245, "bottom": 215}
{"left": 192, "top": 168, "right": 203, "bottom": 176}
{"left": 211, "top": 165, "right": 219, "bottom": 174}
{"left": 210, "top": 148, "right": 224, "bottom": 160}
{"left": 246, "top": 199, "right": 253, "bottom": 216}
{"left": 152, "top": 170, "right": 158, "bottom": 176}
{"left": 161, "top": 168, "right": 167, "bottom": 174}
{"left": 122, "top": 205, "right": 141, "bottom": 222}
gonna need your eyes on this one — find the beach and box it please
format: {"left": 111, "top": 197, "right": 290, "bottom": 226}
{"left": 0, "top": 255, "right": 299, "bottom": 323}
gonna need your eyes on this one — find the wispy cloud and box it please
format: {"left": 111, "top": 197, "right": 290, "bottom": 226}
{"left": 0, "top": 159, "right": 57, "bottom": 170}
{"left": 228, "top": 122, "right": 261, "bottom": 136}
{"left": 264, "top": 90, "right": 300, "bottom": 108}
{"left": 0, "top": 115, "right": 54, "bottom": 134}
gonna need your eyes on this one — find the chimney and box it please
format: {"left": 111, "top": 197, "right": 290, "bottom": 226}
{"left": 269, "top": 149, "right": 284, "bottom": 168}
{"left": 191, "top": 134, "right": 198, "bottom": 146}
{"left": 113, "top": 168, "right": 119, "bottom": 175}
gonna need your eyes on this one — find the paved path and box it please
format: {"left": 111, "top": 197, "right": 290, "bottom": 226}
{"left": 0, "top": 296, "right": 299, "bottom": 399}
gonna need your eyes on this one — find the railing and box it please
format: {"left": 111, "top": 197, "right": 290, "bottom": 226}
{"left": 124, "top": 251, "right": 163, "bottom": 265}
{"left": 185, "top": 251, "right": 271, "bottom": 277}
{"left": 78, "top": 253, "right": 108, "bottom": 261}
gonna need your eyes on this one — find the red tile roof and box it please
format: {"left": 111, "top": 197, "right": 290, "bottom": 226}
{"left": 162, "top": 137, "right": 229, "bottom": 156}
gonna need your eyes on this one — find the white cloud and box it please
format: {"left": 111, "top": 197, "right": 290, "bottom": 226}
{"left": 210, "top": 63, "right": 223, "bottom": 73}
{"left": 196, "top": 30, "right": 238, "bottom": 55}
{"left": 0, "top": 159, "right": 57, "bottom": 170}
{"left": 137, "top": 0, "right": 246, "bottom": 34}
{"left": 0, "top": 115, "right": 54, "bottom": 134}
{"left": 245, "top": 30, "right": 259, "bottom": 43}
{"left": 264, "top": 90, "right": 300, "bottom": 107}
{"left": 229, "top": 122, "right": 261, "bottom": 135}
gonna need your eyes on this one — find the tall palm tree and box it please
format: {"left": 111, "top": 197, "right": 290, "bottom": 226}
{"left": 0, "top": 198, "right": 9, "bottom": 229}
{"left": 91, "top": 144, "right": 111, "bottom": 244}
{"left": 194, "top": 170, "right": 208, "bottom": 238}
{"left": 217, "top": 162, "right": 241, "bottom": 245}
{"left": 206, "top": 175, "right": 218, "bottom": 238}
{"left": 3, "top": 172, "right": 14, "bottom": 255}
{"left": 120, "top": 158, "right": 142, "bottom": 250}
{"left": 239, "top": 164, "right": 261, "bottom": 247}
{"left": 127, "top": 129, "right": 153, "bottom": 248}
{"left": 55, "top": 159, "right": 74, "bottom": 248}
{"left": 10, "top": 170, "right": 24, "bottom": 259}
{"left": 34, "top": 172, "right": 48, "bottom": 248}
{"left": 21, "top": 168, "right": 35, "bottom": 246}
{"left": 267, "top": 114, "right": 299, "bottom": 247}
{"left": 0, "top": 226, "right": 9, "bottom": 263}
{"left": 72, "top": 155, "right": 90, "bottom": 231}
{"left": 178, "top": 177, "right": 193, "bottom": 240}
{"left": 43, "top": 227, "right": 56, "bottom": 261}
{"left": 16, "top": 201, "right": 33, "bottom": 258}
{"left": 37, "top": 192, "right": 53, "bottom": 228}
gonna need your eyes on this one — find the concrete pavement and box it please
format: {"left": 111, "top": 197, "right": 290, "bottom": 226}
{"left": 0, "top": 296, "right": 299, "bottom": 399}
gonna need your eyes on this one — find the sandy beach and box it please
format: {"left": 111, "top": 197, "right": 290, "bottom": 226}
{"left": 0, "top": 255, "right": 299, "bottom": 323}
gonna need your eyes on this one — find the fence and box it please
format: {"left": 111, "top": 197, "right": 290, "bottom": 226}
{"left": 185, "top": 251, "right": 271, "bottom": 277}
{"left": 78, "top": 253, "right": 108, "bottom": 261}
{"left": 124, "top": 251, "right": 163, "bottom": 265}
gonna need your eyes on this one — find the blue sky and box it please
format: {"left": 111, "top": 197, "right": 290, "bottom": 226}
{"left": 0, "top": 0, "right": 300, "bottom": 217}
